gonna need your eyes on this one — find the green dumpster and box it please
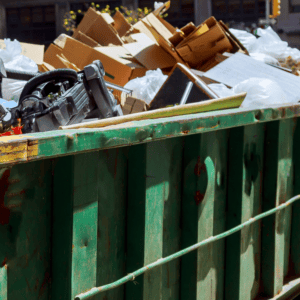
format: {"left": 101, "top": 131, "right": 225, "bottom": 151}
{"left": 1, "top": 103, "right": 300, "bottom": 300}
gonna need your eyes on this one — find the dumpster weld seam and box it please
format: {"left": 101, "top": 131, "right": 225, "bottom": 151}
{"left": 74, "top": 194, "right": 300, "bottom": 300}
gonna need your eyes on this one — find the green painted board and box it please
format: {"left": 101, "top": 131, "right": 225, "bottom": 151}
{"left": 1, "top": 161, "right": 52, "bottom": 300}
{"left": 239, "top": 124, "right": 264, "bottom": 300}
{"left": 181, "top": 129, "right": 228, "bottom": 300}
{"left": 126, "top": 138, "right": 183, "bottom": 300}
{"left": 52, "top": 153, "right": 99, "bottom": 300}
{"left": 261, "top": 119, "right": 294, "bottom": 297}
{"left": 96, "top": 148, "right": 127, "bottom": 300}
{"left": 225, "top": 124, "right": 264, "bottom": 300}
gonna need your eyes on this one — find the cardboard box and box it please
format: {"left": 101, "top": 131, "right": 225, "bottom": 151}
{"left": 0, "top": 40, "right": 44, "bottom": 66}
{"left": 73, "top": 8, "right": 123, "bottom": 46}
{"left": 44, "top": 35, "right": 147, "bottom": 89}
{"left": 121, "top": 96, "right": 148, "bottom": 115}
{"left": 175, "top": 17, "right": 233, "bottom": 68}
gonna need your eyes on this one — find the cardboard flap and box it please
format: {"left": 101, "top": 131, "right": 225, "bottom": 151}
{"left": 113, "top": 11, "right": 132, "bottom": 37}
{"left": 123, "top": 33, "right": 176, "bottom": 69}
{"left": 145, "top": 13, "right": 173, "bottom": 41}
{"left": 102, "top": 13, "right": 114, "bottom": 24}
{"left": 140, "top": 20, "right": 186, "bottom": 64}
{"left": 180, "top": 22, "right": 196, "bottom": 36}
{"left": 133, "top": 21, "right": 157, "bottom": 42}
{"left": 74, "top": 31, "right": 101, "bottom": 47}
{"left": 44, "top": 44, "right": 66, "bottom": 69}
{"left": 73, "top": 8, "right": 99, "bottom": 38}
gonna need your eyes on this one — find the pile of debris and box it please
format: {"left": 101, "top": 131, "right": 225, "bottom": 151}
{"left": 1, "top": 1, "right": 300, "bottom": 136}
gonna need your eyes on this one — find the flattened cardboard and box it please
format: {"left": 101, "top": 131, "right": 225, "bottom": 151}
{"left": 123, "top": 33, "right": 176, "bottom": 69}
{"left": 113, "top": 11, "right": 132, "bottom": 37}
{"left": 0, "top": 40, "right": 44, "bottom": 65}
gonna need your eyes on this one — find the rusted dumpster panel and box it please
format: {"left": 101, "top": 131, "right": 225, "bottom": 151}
{"left": 1, "top": 104, "right": 300, "bottom": 300}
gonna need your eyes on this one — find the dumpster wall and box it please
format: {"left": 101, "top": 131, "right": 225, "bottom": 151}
{"left": 1, "top": 106, "right": 300, "bottom": 300}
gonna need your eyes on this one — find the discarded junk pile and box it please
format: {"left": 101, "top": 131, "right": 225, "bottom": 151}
{"left": 1, "top": 1, "right": 300, "bottom": 137}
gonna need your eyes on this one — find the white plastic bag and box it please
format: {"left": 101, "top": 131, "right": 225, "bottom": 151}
{"left": 0, "top": 39, "right": 38, "bottom": 73}
{"left": 233, "top": 78, "right": 290, "bottom": 108}
{"left": 252, "top": 27, "right": 300, "bottom": 62}
{"left": 124, "top": 69, "right": 167, "bottom": 104}
{"left": 208, "top": 83, "right": 235, "bottom": 98}
{"left": 2, "top": 79, "right": 27, "bottom": 103}
{"left": 229, "top": 28, "right": 257, "bottom": 52}
{"left": 154, "top": 2, "right": 164, "bottom": 10}
{"left": 209, "top": 78, "right": 291, "bottom": 108}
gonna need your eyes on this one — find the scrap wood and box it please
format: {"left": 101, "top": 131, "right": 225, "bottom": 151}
{"left": 60, "top": 93, "right": 246, "bottom": 130}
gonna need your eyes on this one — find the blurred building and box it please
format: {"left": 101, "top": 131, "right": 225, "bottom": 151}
{"left": 0, "top": 0, "right": 299, "bottom": 47}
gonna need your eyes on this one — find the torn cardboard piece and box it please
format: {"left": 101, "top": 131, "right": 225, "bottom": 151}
{"left": 123, "top": 33, "right": 176, "bottom": 69}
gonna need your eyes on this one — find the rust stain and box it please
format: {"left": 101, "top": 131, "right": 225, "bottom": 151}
{"left": 6, "top": 190, "right": 25, "bottom": 198}
{"left": 25, "top": 278, "right": 32, "bottom": 292}
{"left": 0, "top": 169, "right": 11, "bottom": 225}
{"left": 194, "top": 191, "right": 205, "bottom": 205}
{"left": 182, "top": 130, "right": 190, "bottom": 135}
{"left": 194, "top": 157, "right": 206, "bottom": 177}
{"left": 38, "top": 271, "right": 51, "bottom": 298}
{"left": 27, "top": 141, "right": 38, "bottom": 159}
{"left": 1, "top": 257, "right": 7, "bottom": 267}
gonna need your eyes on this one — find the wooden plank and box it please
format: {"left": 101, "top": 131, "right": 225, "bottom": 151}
{"left": 291, "top": 118, "right": 300, "bottom": 275}
{"left": 261, "top": 119, "right": 294, "bottom": 297}
{"left": 96, "top": 148, "right": 127, "bottom": 300}
{"left": 3, "top": 160, "right": 52, "bottom": 300}
{"left": 126, "top": 138, "right": 183, "bottom": 300}
{"left": 181, "top": 129, "right": 228, "bottom": 300}
{"left": 61, "top": 93, "right": 246, "bottom": 130}
{"left": 52, "top": 152, "right": 99, "bottom": 300}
